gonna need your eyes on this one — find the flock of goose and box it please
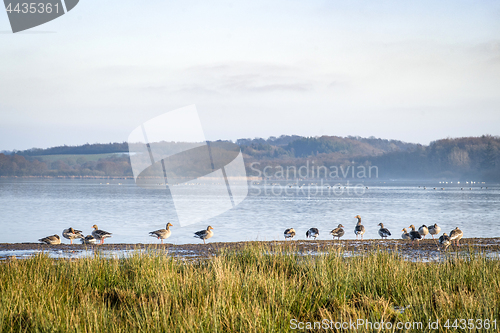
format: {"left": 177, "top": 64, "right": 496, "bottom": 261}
{"left": 284, "top": 215, "right": 464, "bottom": 250}
{"left": 38, "top": 214, "right": 464, "bottom": 251}
{"left": 39, "top": 225, "right": 112, "bottom": 246}
{"left": 38, "top": 224, "right": 214, "bottom": 245}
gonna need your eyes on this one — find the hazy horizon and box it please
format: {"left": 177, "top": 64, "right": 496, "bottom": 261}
{"left": 3, "top": 132, "right": 500, "bottom": 153}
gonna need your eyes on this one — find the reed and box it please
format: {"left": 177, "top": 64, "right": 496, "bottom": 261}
{"left": 0, "top": 243, "right": 498, "bottom": 332}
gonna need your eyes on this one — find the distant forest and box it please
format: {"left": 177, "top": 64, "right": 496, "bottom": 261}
{"left": 1, "top": 135, "right": 499, "bottom": 181}
{"left": 15, "top": 142, "right": 129, "bottom": 156}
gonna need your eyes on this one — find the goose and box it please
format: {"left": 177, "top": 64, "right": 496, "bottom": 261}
{"left": 418, "top": 225, "right": 429, "bottom": 239}
{"left": 377, "top": 223, "right": 391, "bottom": 239}
{"left": 428, "top": 224, "right": 441, "bottom": 239}
{"left": 439, "top": 233, "right": 451, "bottom": 251}
{"left": 354, "top": 215, "right": 365, "bottom": 240}
{"left": 401, "top": 228, "right": 411, "bottom": 240}
{"left": 306, "top": 228, "right": 319, "bottom": 240}
{"left": 408, "top": 225, "right": 422, "bottom": 245}
{"left": 194, "top": 225, "right": 214, "bottom": 244}
{"left": 62, "top": 227, "right": 84, "bottom": 244}
{"left": 39, "top": 234, "right": 61, "bottom": 245}
{"left": 284, "top": 228, "right": 296, "bottom": 240}
{"left": 80, "top": 235, "right": 97, "bottom": 244}
{"left": 449, "top": 227, "right": 463, "bottom": 246}
{"left": 149, "top": 223, "right": 173, "bottom": 244}
{"left": 91, "top": 225, "right": 112, "bottom": 245}
{"left": 330, "top": 224, "right": 345, "bottom": 240}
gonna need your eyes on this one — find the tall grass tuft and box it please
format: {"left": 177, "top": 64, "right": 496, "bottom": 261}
{"left": 0, "top": 243, "right": 499, "bottom": 332}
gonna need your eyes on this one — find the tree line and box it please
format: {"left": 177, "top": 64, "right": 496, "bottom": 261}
{"left": 0, "top": 154, "right": 132, "bottom": 177}
{"left": 14, "top": 142, "right": 129, "bottom": 156}
{"left": 1, "top": 135, "right": 499, "bottom": 180}
{"left": 356, "top": 136, "right": 500, "bottom": 181}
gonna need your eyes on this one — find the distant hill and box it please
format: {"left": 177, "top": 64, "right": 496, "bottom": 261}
{"left": 17, "top": 142, "right": 129, "bottom": 156}
{"left": 356, "top": 135, "right": 500, "bottom": 181}
{"left": 1, "top": 135, "right": 499, "bottom": 181}
{"left": 237, "top": 135, "right": 416, "bottom": 161}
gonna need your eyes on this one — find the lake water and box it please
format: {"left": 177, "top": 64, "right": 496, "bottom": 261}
{"left": 0, "top": 178, "right": 499, "bottom": 244}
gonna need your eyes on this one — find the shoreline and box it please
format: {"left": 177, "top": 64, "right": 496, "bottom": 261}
{"left": 2, "top": 238, "right": 500, "bottom": 261}
{"left": 1, "top": 176, "right": 498, "bottom": 184}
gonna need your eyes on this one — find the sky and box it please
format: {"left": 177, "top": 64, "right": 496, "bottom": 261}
{"left": 1, "top": 0, "right": 499, "bottom": 151}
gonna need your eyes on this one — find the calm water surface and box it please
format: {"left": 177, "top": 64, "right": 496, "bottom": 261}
{"left": 0, "top": 179, "right": 499, "bottom": 244}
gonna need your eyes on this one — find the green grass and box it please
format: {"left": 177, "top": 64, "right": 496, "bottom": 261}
{"left": 0, "top": 244, "right": 499, "bottom": 332}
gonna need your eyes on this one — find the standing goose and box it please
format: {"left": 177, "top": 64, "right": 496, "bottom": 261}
{"left": 194, "top": 225, "right": 214, "bottom": 244}
{"left": 91, "top": 225, "right": 112, "bottom": 245}
{"left": 306, "top": 228, "right": 319, "bottom": 240}
{"left": 401, "top": 228, "right": 411, "bottom": 240}
{"left": 439, "top": 233, "right": 451, "bottom": 251}
{"left": 62, "top": 227, "right": 84, "bottom": 244}
{"left": 354, "top": 215, "right": 365, "bottom": 240}
{"left": 377, "top": 223, "right": 391, "bottom": 239}
{"left": 428, "top": 224, "right": 441, "bottom": 240}
{"left": 284, "top": 228, "right": 296, "bottom": 240}
{"left": 39, "top": 234, "right": 61, "bottom": 245}
{"left": 149, "top": 223, "right": 173, "bottom": 244}
{"left": 330, "top": 224, "right": 345, "bottom": 240}
{"left": 408, "top": 225, "right": 422, "bottom": 245}
{"left": 80, "top": 235, "right": 97, "bottom": 244}
{"left": 449, "top": 227, "right": 464, "bottom": 246}
{"left": 418, "top": 225, "right": 429, "bottom": 239}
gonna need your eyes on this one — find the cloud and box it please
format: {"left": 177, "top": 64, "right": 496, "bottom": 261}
{"left": 176, "top": 62, "right": 318, "bottom": 94}
{"left": 238, "top": 83, "right": 311, "bottom": 92}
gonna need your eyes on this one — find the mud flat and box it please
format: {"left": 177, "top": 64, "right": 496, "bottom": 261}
{"left": 1, "top": 238, "right": 500, "bottom": 261}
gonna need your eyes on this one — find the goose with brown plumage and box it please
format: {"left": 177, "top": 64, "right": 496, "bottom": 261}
{"left": 401, "top": 228, "right": 411, "bottom": 240}
{"left": 150, "top": 223, "right": 173, "bottom": 244}
{"left": 284, "top": 228, "right": 296, "bottom": 240}
{"left": 354, "top": 215, "right": 365, "bottom": 240}
{"left": 439, "top": 233, "right": 451, "bottom": 251}
{"left": 428, "top": 224, "right": 441, "bottom": 239}
{"left": 194, "top": 225, "right": 214, "bottom": 244}
{"left": 378, "top": 223, "right": 391, "bottom": 239}
{"left": 62, "top": 227, "right": 84, "bottom": 244}
{"left": 330, "top": 224, "right": 344, "bottom": 240}
{"left": 39, "top": 234, "right": 61, "bottom": 245}
{"left": 306, "top": 228, "right": 319, "bottom": 240}
{"left": 92, "top": 225, "right": 112, "bottom": 245}
{"left": 449, "top": 227, "right": 463, "bottom": 246}
{"left": 418, "top": 225, "right": 429, "bottom": 239}
{"left": 408, "top": 225, "right": 422, "bottom": 245}
{"left": 80, "top": 235, "right": 97, "bottom": 244}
